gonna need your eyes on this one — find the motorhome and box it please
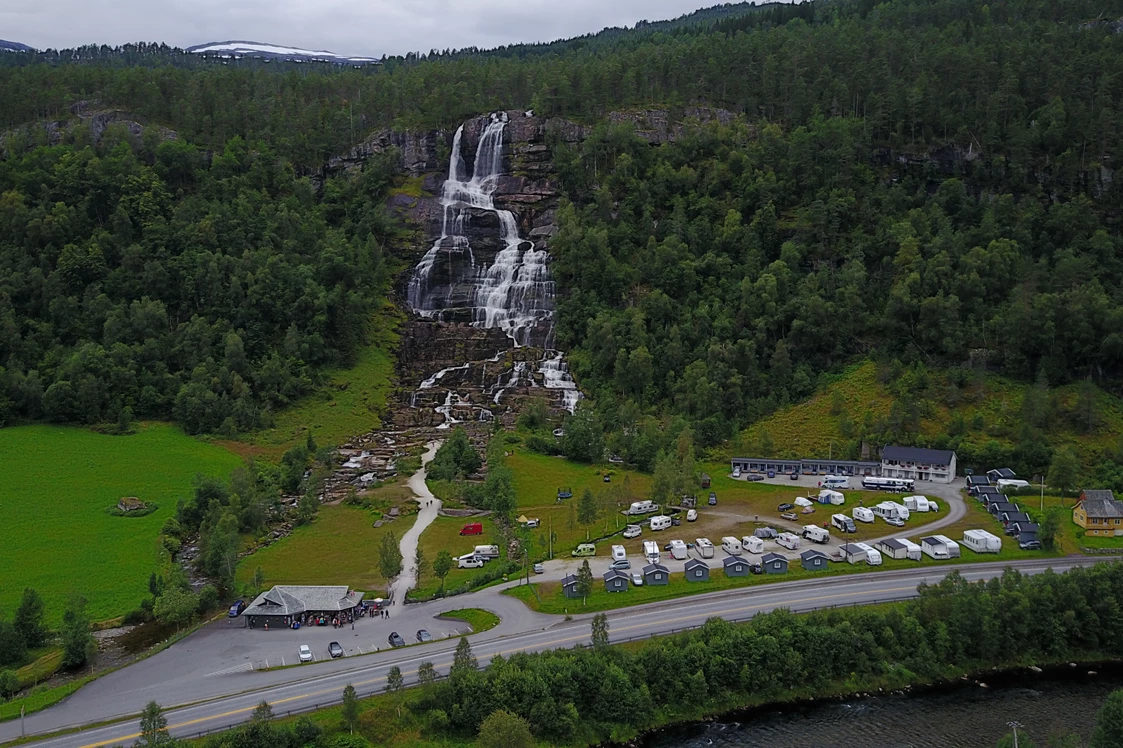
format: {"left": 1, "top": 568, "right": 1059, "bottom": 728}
{"left": 571, "top": 543, "right": 596, "bottom": 557}
{"left": 721, "top": 536, "right": 743, "bottom": 555}
{"left": 821, "top": 475, "right": 852, "bottom": 489}
{"left": 776, "top": 532, "right": 801, "bottom": 550}
{"left": 611, "top": 544, "right": 627, "bottom": 562}
{"left": 831, "top": 514, "right": 857, "bottom": 533}
{"left": 643, "top": 540, "right": 660, "bottom": 564}
{"left": 473, "top": 545, "right": 500, "bottom": 559}
{"left": 962, "top": 529, "right": 1002, "bottom": 553}
{"left": 627, "top": 500, "right": 658, "bottom": 515}
{"left": 669, "top": 539, "right": 689, "bottom": 560}
{"left": 649, "top": 515, "right": 672, "bottom": 531}
{"left": 695, "top": 538, "right": 715, "bottom": 558}
{"left": 852, "top": 506, "right": 875, "bottom": 523}
{"left": 802, "top": 525, "right": 831, "bottom": 544}
{"left": 818, "top": 489, "right": 845, "bottom": 505}
{"left": 862, "top": 476, "right": 915, "bottom": 492}
{"left": 903, "top": 495, "right": 931, "bottom": 513}
{"left": 741, "top": 535, "right": 765, "bottom": 554}
{"left": 854, "top": 542, "right": 882, "bottom": 565}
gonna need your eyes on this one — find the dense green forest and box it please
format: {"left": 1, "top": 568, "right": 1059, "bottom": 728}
{"left": 0, "top": 129, "right": 397, "bottom": 433}
{"left": 3, "top": 0, "right": 1123, "bottom": 446}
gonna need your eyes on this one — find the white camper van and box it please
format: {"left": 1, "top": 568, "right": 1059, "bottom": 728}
{"left": 721, "top": 536, "right": 743, "bottom": 555}
{"left": 669, "top": 539, "right": 688, "bottom": 560}
{"left": 643, "top": 540, "right": 660, "bottom": 564}
{"left": 776, "top": 532, "right": 801, "bottom": 550}
{"left": 963, "top": 529, "right": 1002, "bottom": 553}
{"left": 852, "top": 506, "right": 875, "bottom": 523}
{"left": 695, "top": 538, "right": 715, "bottom": 558}
{"left": 831, "top": 514, "right": 857, "bottom": 533}
{"left": 802, "top": 525, "right": 831, "bottom": 544}
{"left": 627, "top": 500, "right": 658, "bottom": 515}
{"left": 822, "top": 475, "right": 851, "bottom": 489}
{"left": 611, "top": 544, "right": 627, "bottom": 562}
{"left": 741, "top": 535, "right": 765, "bottom": 554}
{"left": 649, "top": 515, "right": 672, "bottom": 531}
{"left": 473, "top": 545, "right": 500, "bottom": 559}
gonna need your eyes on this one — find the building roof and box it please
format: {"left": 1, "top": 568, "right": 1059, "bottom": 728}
{"left": 603, "top": 569, "right": 628, "bottom": 582}
{"left": 643, "top": 563, "right": 669, "bottom": 575}
{"left": 966, "top": 475, "right": 991, "bottom": 486}
{"left": 881, "top": 445, "right": 956, "bottom": 464}
{"left": 722, "top": 555, "right": 748, "bottom": 568}
{"left": 800, "top": 549, "right": 828, "bottom": 561}
{"left": 1001, "top": 512, "right": 1031, "bottom": 523}
{"left": 1078, "top": 495, "right": 1123, "bottom": 519}
{"left": 1014, "top": 522, "right": 1040, "bottom": 533}
{"left": 761, "top": 552, "right": 787, "bottom": 564}
{"left": 977, "top": 486, "right": 1001, "bottom": 495}
{"left": 989, "top": 468, "right": 1017, "bottom": 479}
{"left": 684, "top": 558, "right": 709, "bottom": 570}
{"left": 243, "top": 586, "right": 361, "bottom": 618}
{"left": 877, "top": 538, "right": 907, "bottom": 550}
{"left": 1082, "top": 489, "right": 1118, "bottom": 502}
{"left": 561, "top": 574, "right": 578, "bottom": 587}
{"left": 839, "top": 543, "right": 865, "bottom": 556}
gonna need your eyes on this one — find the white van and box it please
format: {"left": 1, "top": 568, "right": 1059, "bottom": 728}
{"left": 669, "top": 539, "right": 688, "bottom": 560}
{"left": 852, "top": 506, "right": 875, "bottom": 523}
{"left": 802, "top": 525, "right": 830, "bottom": 544}
{"left": 822, "top": 475, "right": 851, "bottom": 490}
{"left": 695, "top": 538, "right": 715, "bottom": 558}
{"left": 627, "top": 500, "right": 658, "bottom": 515}
{"left": 643, "top": 540, "right": 660, "bottom": 564}
{"left": 457, "top": 554, "right": 484, "bottom": 569}
{"left": 473, "top": 545, "right": 500, "bottom": 559}
{"left": 650, "top": 515, "right": 671, "bottom": 531}
{"left": 777, "top": 532, "right": 801, "bottom": 550}
{"left": 721, "top": 536, "right": 743, "bottom": 555}
{"left": 741, "top": 535, "right": 764, "bottom": 554}
{"left": 623, "top": 524, "right": 642, "bottom": 539}
{"left": 611, "top": 544, "right": 627, "bottom": 562}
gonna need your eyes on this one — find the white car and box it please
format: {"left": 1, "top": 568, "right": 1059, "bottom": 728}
{"left": 631, "top": 571, "right": 644, "bottom": 586}
{"left": 686, "top": 509, "right": 698, "bottom": 522}
{"left": 298, "top": 645, "right": 312, "bottom": 663}
{"left": 732, "top": 467, "right": 742, "bottom": 478}
{"left": 623, "top": 524, "right": 642, "bottom": 539}
{"left": 884, "top": 516, "right": 905, "bottom": 527}
{"left": 457, "top": 554, "right": 485, "bottom": 569}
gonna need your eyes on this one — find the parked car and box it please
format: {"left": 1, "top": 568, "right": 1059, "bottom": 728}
{"left": 884, "top": 516, "right": 905, "bottom": 527}
{"left": 533, "top": 563, "right": 545, "bottom": 574}
{"left": 732, "top": 467, "right": 742, "bottom": 478}
{"left": 416, "top": 629, "right": 433, "bottom": 643}
{"left": 388, "top": 632, "right": 405, "bottom": 648}
{"left": 610, "top": 559, "right": 631, "bottom": 570}
{"left": 790, "top": 471, "right": 800, "bottom": 481}
{"left": 747, "top": 474, "right": 764, "bottom": 482}
{"left": 686, "top": 509, "right": 698, "bottom": 522}
{"left": 708, "top": 492, "right": 717, "bottom": 505}
{"left": 458, "top": 555, "right": 484, "bottom": 569}
{"left": 623, "top": 524, "right": 642, "bottom": 539}
{"left": 781, "top": 512, "right": 799, "bottom": 521}
{"left": 767, "top": 470, "right": 776, "bottom": 478}
{"left": 524, "top": 518, "right": 540, "bottom": 529}
{"left": 328, "top": 641, "right": 343, "bottom": 659}
{"left": 631, "top": 572, "right": 644, "bottom": 586}
{"left": 1019, "top": 539, "right": 1042, "bottom": 551}
{"left": 228, "top": 600, "right": 246, "bottom": 617}
{"left": 299, "top": 645, "right": 313, "bottom": 662}
{"left": 778, "top": 503, "right": 795, "bottom": 512}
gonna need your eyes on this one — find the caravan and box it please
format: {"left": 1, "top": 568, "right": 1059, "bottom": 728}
{"left": 611, "top": 545, "right": 627, "bottom": 562}
{"left": 669, "top": 539, "right": 688, "bottom": 560}
{"left": 627, "top": 500, "right": 658, "bottom": 515}
{"left": 649, "top": 515, "right": 672, "bottom": 531}
{"left": 963, "top": 529, "right": 1002, "bottom": 553}
{"left": 932, "top": 534, "right": 960, "bottom": 557}
{"left": 854, "top": 542, "right": 882, "bottom": 565}
{"left": 852, "top": 506, "right": 875, "bottom": 523}
{"left": 817, "top": 489, "right": 845, "bottom": 505}
{"left": 903, "top": 495, "right": 931, "bottom": 513}
{"left": 887, "top": 502, "right": 911, "bottom": 521}
{"left": 872, "top": 502, "right": 904, "bottom": 522}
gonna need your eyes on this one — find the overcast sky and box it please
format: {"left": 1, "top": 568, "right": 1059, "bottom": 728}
{"left": 3, "top": 0, "right": 791, "bottom": 57}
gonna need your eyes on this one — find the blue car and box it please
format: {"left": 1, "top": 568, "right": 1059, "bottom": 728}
{"left": 767, "top": 470, "right": 776, "bottom": 478}
{"left": 228, "top": 600, "right": 246, "bottom": 617}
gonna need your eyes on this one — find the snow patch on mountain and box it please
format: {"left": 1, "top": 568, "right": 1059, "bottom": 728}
{"left": 186, "top": 41, "right": 379, "bottom": 64}
{"left": 0, "top": 39, "right": 35, "bottom": 53}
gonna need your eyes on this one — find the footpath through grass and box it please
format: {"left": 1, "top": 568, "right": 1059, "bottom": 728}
{"left": 0, "top": 423, "right": 240, "bottom": 624}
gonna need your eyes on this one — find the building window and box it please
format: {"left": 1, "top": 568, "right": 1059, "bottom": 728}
{"left": 694, "top": 570, "right": 702, "bottom": 577}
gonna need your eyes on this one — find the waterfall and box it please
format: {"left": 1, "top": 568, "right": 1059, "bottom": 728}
{"left": 408, "top": 112, "right": 581, "bottom": 415}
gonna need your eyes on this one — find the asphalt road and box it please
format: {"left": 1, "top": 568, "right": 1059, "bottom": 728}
{"left": 6, "top": 556, "right": 1109, "bottom": 748}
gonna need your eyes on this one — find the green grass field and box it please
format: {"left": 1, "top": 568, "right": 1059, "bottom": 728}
{"left": 233, "top": 303, "right": 400, "bottom": 459}
{"left": 0, "top": 423, "right": 241, "bottom": 624}
{"left": 410, "top": 515, "right": 503, "bottom": 599}
{"left": 437, "top": 608, "right": 500, "bottom": 633}
{"left": 236, "top": 503, "right": 407, "bottom": 593}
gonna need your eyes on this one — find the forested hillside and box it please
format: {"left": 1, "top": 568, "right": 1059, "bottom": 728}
{"left": 2, "top": 0, "right": 1123, "bottom": 452}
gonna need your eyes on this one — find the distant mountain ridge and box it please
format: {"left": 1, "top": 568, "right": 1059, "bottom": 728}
{"left": 0, "top": 39, "right": 35, "bottom": 52}
{"left": 185, "top": 40, "right": 380, "bottom": 64}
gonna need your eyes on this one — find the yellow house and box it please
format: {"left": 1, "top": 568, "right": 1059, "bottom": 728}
{"left": 1073, "top": 490, "right": 1123, "bottom": 537}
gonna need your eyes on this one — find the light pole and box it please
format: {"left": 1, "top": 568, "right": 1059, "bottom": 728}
{"left": 1007, "top": 720, "right": 1023, "bottom": 748}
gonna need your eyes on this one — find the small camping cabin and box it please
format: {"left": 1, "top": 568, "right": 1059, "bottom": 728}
{"left": 839, "top": 543, "right": 868, "bottom": 564}
{"left": 561, "top": 574, "right": 579, "bottom": 599}
{"left": 643, "top": 563, "right": 670, "bottom": 585}
{"left": 603, "top": 569, "right": 629, "bottom": 592}
{"left": 800, "top": 549, "right": 830, "bottom": 571}
{"left": 760, "top": 552, "right": 788, "bottom": 574}
{"left": 684, "top": 558, "right": 711, "bottom": 582}
{"left": 723, "top": 555, "right": 751, "bottom": 577}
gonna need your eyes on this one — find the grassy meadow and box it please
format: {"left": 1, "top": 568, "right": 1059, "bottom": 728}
{"left": 0, "top": 423, "right": 240, "bottom": 623}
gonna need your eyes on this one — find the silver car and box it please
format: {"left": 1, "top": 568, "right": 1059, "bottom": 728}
{"left": 611, "top": 559, "right": 631, "bottom": 571}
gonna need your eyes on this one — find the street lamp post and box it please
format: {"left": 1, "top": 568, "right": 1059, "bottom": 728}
{"left": 1007, "top": 720, "right": 1023, "bottom": 748}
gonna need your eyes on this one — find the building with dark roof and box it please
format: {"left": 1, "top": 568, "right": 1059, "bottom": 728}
{"left": 799, "top": 549, "right": 829, "bottom": 571}
{"left": 561, "top": 574, "right": 580, "bottom": 599}
{"left": 880, "top": 445, "right": 957, "bottom": 484}
{"left": 643, "top": 563, "right": 670, "bottom": 586}
{"left": 1073, "top": 490, "right": 1123, "bottom": 537}
{"left": 722, "top": 555, "right": 752, "bottom": 577}
{"left": 760, "top": 552, "right": 788, "bottom": 574}
{"left": 603, "top": 569, "right": 629, "bottom": 592}
{"left": 684, "top": 558, "right": 710, "bottom": 582}
{"left": 243, "top": 586, "right": 363, "bottom": 628}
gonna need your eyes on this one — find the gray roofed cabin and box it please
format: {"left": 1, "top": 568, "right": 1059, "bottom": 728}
{"left": 561, "top": 573, "right": 580, "bottom": 599}
{"left": 760, "top": 552, "right": 788, "bottom": 574}
{"left": 799, "top": 549, "right": 829, "bottom": 571}
{"left": 643, "top": 563, "right": 670, "bottom": 585}
{"left": 243, "top": 585, "right": 362, "bottom": 628}
{"left": 722, "top": 555, "right": 751, "bottom": 577}
{"left": 603, "top": 569, "right": 629, "bottom": 592}
{"left": 684, "top": 558, "right": 710, "bottom": 582}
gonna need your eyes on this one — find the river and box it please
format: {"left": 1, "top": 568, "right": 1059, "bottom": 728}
{"left": 642, "top": 665, "right": 1123, "bottom": 748}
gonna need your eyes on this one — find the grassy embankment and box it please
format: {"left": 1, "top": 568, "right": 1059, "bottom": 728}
{"left": 437, "top": 609, "right": 500, "bottom": 633}
{"left": 729, "top": 360, "right": 1123, "bottom": 464}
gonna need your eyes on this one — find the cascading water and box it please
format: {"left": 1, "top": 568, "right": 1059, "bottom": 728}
{"left": 408, "top": 112, "right": 580, "bottom": 418}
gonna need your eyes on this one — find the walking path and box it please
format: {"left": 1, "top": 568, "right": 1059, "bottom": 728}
{"left": 388, "top": 440, "right": 443, "bottom": 604}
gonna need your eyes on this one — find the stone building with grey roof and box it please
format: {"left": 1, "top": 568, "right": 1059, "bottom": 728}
{"left": 243, "top": 585, "right": 363, "bottom": 628}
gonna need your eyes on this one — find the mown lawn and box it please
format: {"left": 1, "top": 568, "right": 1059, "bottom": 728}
{"left": 410, "top": 515, "right": 503, "bottom": 599}
{"left": 0, "top": 423, "right": 240, "bottom": 624}
{"left": 233, "top": 303, "right": 400, "bottom": 459}
{"left": 237, "top": 504, "right": 406, "bottom": 594}
{"left": 437, "top": 608, "right": 500, "bottom": 633}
